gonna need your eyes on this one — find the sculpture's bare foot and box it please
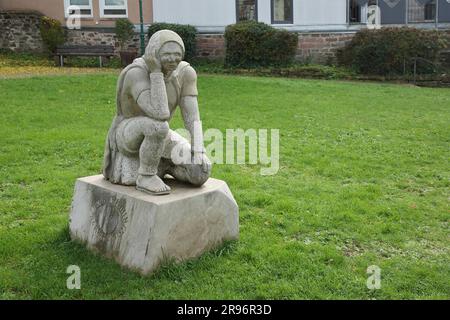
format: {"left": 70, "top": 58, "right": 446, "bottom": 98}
{"left": 136, "top": 175, "right": 171, "bottom": 195}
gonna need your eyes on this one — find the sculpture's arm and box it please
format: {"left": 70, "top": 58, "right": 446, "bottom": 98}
{"left": 179, "top": 67, "right": 205, "bottom": 155}
{"left": 127, "top": 68, "right": 170, "bottom": 121}
{"left": 180, "top": 95, "right": 205, "bottom": 154}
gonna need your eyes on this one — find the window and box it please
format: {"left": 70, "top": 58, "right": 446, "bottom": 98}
{"left": 438, "top": 0, "right": 450, "bottom": 23}
{"left": 349, "top": 0, "right": 361, "bottom": 23}
{"left": 236, "top": 0, "right": 257, "bottom": 22}
{"left": 378, "top": 0, "right": 407, "bottom": 25}
{"left": 424, "top": 1, "right": 436, "bottom": 20}
{"left": 271, "top": 0, "right": 293, "bottom": 24}
{"left": 100, "top": 0, "right": 128, "bottom": 18}
{"left": 349, "top": 0, "right": 378, "bottom": 24}
{"left": 408, "top": 0, "right": 436, "bottom": 22}
{"left": 64, "top": 0, "right": 93, "bottom": 17}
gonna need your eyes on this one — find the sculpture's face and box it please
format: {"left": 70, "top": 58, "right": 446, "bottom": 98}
{"left": 159, "top": 42, "right": 183, "bottom": 74}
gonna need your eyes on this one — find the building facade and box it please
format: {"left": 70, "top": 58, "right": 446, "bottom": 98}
{"left": 166, "top": 0, "right": 450, "bottom": 61}
{"left": 0, "top": 0, "right": 153, "bottom": 54}
{"left": 1, "top": 0, "right": 449, "bottom": 61}
{"left": 154, "top": 0, "right": 450, "bottom": 33}
{"left": 0, "top": 0, "right": 153, "bottom": 28}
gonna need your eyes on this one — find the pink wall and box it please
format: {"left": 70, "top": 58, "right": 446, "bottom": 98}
{"left": 0, "top": 0, "right": 153, "bottom": 27}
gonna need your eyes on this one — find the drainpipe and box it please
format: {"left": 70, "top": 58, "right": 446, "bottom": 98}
{"left": 435, "top": 0, "right": 439, "bottom": 29}
{"left": 405, "top": 0, "right": 409, "bottom": 26}
{"left": 139, "top": 0, "right": 145, "bottom": 56}
{"left": 347, "top": 0, "right": 350, "bottom": 27}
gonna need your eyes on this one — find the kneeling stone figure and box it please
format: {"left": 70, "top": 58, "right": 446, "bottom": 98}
{"left": 103, "top": 30, "right": 211, "bottom": 195}
{"left": 70, "top": 31, "right": 238, "bottom": 275}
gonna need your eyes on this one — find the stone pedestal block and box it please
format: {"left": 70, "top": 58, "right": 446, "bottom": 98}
{"left": 69, "top": 175, "right": 239, "bottom": 275}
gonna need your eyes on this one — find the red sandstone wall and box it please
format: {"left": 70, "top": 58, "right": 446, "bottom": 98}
{"left": 296, "top": 33, "right": 356, "bottom": 63}
{"left": 196, "top": 34, "right": 225, "bottom": 59}
{"left": 195, "top": 32, "right": 356, "bottom": 63}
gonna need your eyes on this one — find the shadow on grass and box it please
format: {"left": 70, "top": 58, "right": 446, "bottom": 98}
{"left": 156, "top": 240, "right": 239, "bottom": 278}
{"left": 21, "top": 224, "right": 239, "bottom": 298}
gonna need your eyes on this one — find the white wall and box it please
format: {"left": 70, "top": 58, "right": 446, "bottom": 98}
{"left": 258, "top": 0, "right": 272, "bottom": 24}
{"left": 259, "top": 0, "right": 347, "bottom": 26}
{"left": 153, "top": 0, "right": 349, "bottom": 32}
{"left": 153, "top": 0, "right": 236, "bottom": 27}
{"left": 295, "top": 0, "right": 347, "bottom": 25}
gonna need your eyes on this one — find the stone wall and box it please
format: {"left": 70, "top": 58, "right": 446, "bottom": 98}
{"left": 296, "top": 32, "right": 356, "bottom": 64}
{"left": 65, "top": 29, "right": 141, "bottom": 54}
{"left": 196, "top": 34, "right": 226, "bottom": 59}
{"left": 0, "top": 10, "right": 355, "bottom": 63}
{"left": 1, "top": 10, "right": 449, "bottom": 65}
{"left": 0, "top": 10, "right": 45, "bottom": 53}
{"left": 0, "top": 10, "right": 141, "bottom": 54}
{"left": 66, "top": 31, "right": 226, "bottom": 58}
{"left": 194, "top": 30, "right": 450, "bottom": 64}
{"left": 193, "top": 32, "right": 356, "bottom": 63}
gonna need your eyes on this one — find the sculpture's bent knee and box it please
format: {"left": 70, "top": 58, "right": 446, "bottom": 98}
{"left": 141, "top": 118, "right": 169, "bottom": 139}
{"left": 187, "top": 164, "right": 211, "bottom": 187}
{"left": 155, "top": 121, "right": 170, "bottom": 139}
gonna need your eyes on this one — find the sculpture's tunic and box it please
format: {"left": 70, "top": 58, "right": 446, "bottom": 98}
{"left": 103, "top": 58, "right": 198, "bottom": 185}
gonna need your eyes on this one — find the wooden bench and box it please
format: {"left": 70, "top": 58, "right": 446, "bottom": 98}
{"left": 55, "top": 45, "right": 115, "bottom": 67}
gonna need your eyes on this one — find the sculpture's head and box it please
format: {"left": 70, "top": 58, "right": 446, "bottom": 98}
{"left": 144, "top": 30, "right": 185, "bottom": 75}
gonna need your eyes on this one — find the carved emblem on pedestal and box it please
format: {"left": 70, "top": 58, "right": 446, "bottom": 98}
{"left": 92, "top": 197, "right": 128, "bottom": 238}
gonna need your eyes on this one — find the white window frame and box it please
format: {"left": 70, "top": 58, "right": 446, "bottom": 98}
{"left": 64, "top": 0, "right": 93, "bottom": 18}
{"left": 100, "top": 0, "right": 129, "bottom": 18}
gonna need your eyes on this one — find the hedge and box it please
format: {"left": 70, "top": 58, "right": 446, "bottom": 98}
{"left": 337, "top": 28, "right": 448, "bottom": 75}
{"left": 147, "top": 23, "right": 197, "bottom": 62}
{"left": 39, "top": 16, "right": 65, "bottom": 54}
{"left": 115, "top": 18, "right": 135, "bottom": 50}
{"left": 224, "top": 21, "right": 298, "bottom": 68}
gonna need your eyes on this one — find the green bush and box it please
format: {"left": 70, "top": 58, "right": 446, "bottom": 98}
{"left": 224, "top": 21, "right": 298, "bottom": 68}
{"left": 115, "top": 18, "right": 135, "bottom": 50}
{"left": 39, "top": 16, "right": 65, "bottom": 54}
{"left": 337, "top": 28, "right": 448, "bottom": 75}
{"left": 148, "top": 23, "right": 197, "bottom": 62}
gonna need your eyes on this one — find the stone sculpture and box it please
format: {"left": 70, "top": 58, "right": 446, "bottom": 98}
{"left": 69, "top": 30, "right": 239, "bottom": 275}
{"left": 103, "top": 30, "right": 211, "bottom": 195}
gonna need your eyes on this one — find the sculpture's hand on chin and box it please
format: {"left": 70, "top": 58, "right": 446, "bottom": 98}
{"left": 148, "top": 55, "right": 162, "bottom": 73}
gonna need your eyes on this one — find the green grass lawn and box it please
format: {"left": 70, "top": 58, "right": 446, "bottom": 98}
{"left": 0, "top": 74, "right": 449, "bottom": 299}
